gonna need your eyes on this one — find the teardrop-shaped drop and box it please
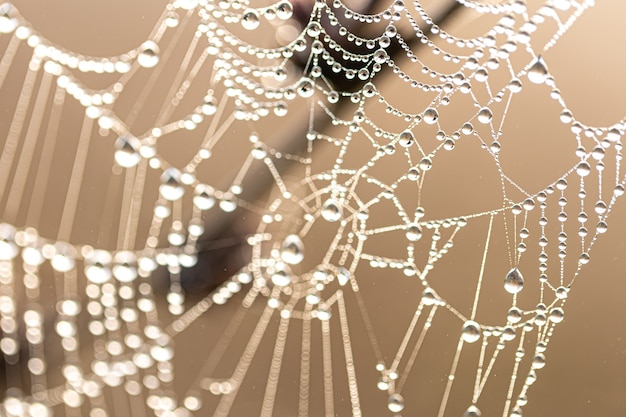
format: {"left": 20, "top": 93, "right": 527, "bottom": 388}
{"left": 160, "top": 168, "right": 184, "bottom": 201}
{"left": 527, "top": 56, "right": 548, "bottom": 84}
{"left": 461, "top": 320, "right": 481, "bottom": 343}
{"left": 114, "top": 136, "right": 141, "bottom": 168}
{"left": 321, "top": 199, "right": 342, "bottom": 222}
{"left": 504, "top": 267, "right": 524, "bottom": 294}
{"left": 387, "top": 393, "right": 405, "bottom": 412}
{"left": 280, "top": 234, "right": 304, "bottom": 265}
{"left": 138, "top": 41, "right": 160, "bottom": 68}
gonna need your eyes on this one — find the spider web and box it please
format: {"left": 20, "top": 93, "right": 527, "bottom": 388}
{"left": 0, "top": 0, "right": 624, "bottom": 416}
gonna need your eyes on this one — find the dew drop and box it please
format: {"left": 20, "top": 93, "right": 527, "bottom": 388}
{"left": 271, "top": 269, "right": 291, "bottom": 287}
{"left": 419, "top": 156, "right": 433, "bottom": 171}
{"left": 421, "top": 288, "right": 438, "bottom": 305}
{"left": 527, "top": 56, "right": 548, "bottom": 84}
{"left": 464, "top": 405, "right": 482, "bottom": 417}
{"left": 576, "top": 161, "right": 591, "bottom": 177}
{"left": 387, "top": 393, "right": 405, "bottom": 412}
{"left": 297, "top": 78, "right": 315, "bottom": 98}
{"left": 504, "top": 267, "right": 524, "bottom": 294}
{"left": 241, "top": 9, "right": 260, "bottom": 30}
{"left": 461, "top": 320, "right": 481, "bottom": 343}
{"left": 477, "top": 107, "right": 493, "bottom": 124}
{"left": 280, "top": 234, "right": 304, "bottom": 265}
{"left": 160, "top": 168, "right": 184, "bottom": 201}
{"left": 548, "top": 307, "right": 564, "bottom": 323}
{"left": 193, "top": 184, "right": 215, "bottom": 210}
{"left": 398, "top": 130, "right": 415, "bottom": 147}
{"left": 321, "top": 199, "right": 342, "bottom": 222}
{"left": 531, "top": 353, "right": 546, "bottom": 369}
{"left": 0, "top": 4, "right": 18, "bottom": 34}
{"left": 137, "top": 41, "right": 160, "bottom": 68}
{"left": 276, "top": 1, "right": 293, "bottom": 19}
{"left": 405, "top": 224, "right": 422, "bottom": 241}
{"left": 423, "top": 108, "right": 438, "bottom": 124}
{"left": 114, "top": 136, "right": 141, "bottom": 168}
{"left": 337, "top": 267, "right": 350, "bottom": 286}
{"left": 507, "top": 306, "right": 522, "bottom": 323}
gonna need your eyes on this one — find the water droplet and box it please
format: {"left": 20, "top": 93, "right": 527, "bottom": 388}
{"left": 241, "top": 9, "right": 260, "bottom": 30}
{"left": 138, "top": 41, "right": 160, "bottom": 68}
{"left": 321, "top": 199, "right": 342, "bottom": 222}
{"left": 85, "top": 250, "right": 112, "bottom": 284}
{"left": 423, "top": 108, "right": 438, "bottom": 124}
{"left": 202, "top": 95, "right": 217, "bottom": 115}
{"left": 160, "top": 168, "right": 184, "bottom": 201}
{"left": 276, "top": 1, "right": 293, "bottom": 19}
{"left": 548, "top": 307, "right": 564, "bottom": 323}
{"left": 317, "top": 308, "right": 332, "bottom": 320}
{"left": 176, "top": 0, "right": 198, "bottom": 10}
{"left": 527, "top": 56, "right": 548, "bottom": 84}
{"left": 194, "top": 184, "right": 215, "bottom": 210}
{"left": 297, "top": 78, "right": 315, "bottom": 98}
{"left": 398, "top": 130, "right": 415, "bottom": 147}
{"left": 531, "top": 353, "right": 546, "bottom": 369}
{"left": 0, "top": 4, "right": 18, "bottom": 34}
{"left": 114, "top": 136, "right": 141, "bottom": 168}
{"left": 280, "top": 234, "right": 304, "bottom": 265}
{"left": 461, "top": 320, "right": 481, "bottom": 343}
{"left": 377, "top": 377, "right": 389, "bottom": 390}
{"left": 51, "top": 244, "right": 76, "bottom": 272}
{"left": 165, "top": 11, "right": 180, "bottom": 27}
{"left": 464, "top": 405, "right": 482, "bottom": 417}
{"left": 112, "top": 251, "right": 137, "bottom": 283}
{"left": 419, "top": 157, "right": 433, "bottom": 171}
{"left": 405, "top": 224, "right": 422, "bottom": 241}
{"left": 387, "top": 393, "right": 405, "bottom": 412}
{"left": 576, "top": 161, "right": 591, "bottom": 177}
{"left": 477, "top": 107, "right": 493, "bottom": 124}
{"left": 271, "top": 268, "right": 291, "bottom": 286}
{"left": 507, "top": 306, "right": 522, "bottom": 323}
{"left": 337, "top": 267, "right": 350, "bottom": 286}
{"left": 0, "top": 223, "right": 18, "bottom": 261}
{"left": 504, "top": 267, "right": 524, "bottom": 294}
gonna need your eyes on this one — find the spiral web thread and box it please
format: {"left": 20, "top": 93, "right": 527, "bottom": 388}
{"left": 0, "top": 0, "right": 623, "bottom": 416}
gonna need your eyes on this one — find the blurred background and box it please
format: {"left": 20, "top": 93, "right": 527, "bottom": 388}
{"left": 1, "top": 0, "right": 626, "bottom": 416}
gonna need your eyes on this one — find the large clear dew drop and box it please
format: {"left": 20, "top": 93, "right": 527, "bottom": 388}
{"left": 504, "top": 267, "right": 524, "bottom": 294}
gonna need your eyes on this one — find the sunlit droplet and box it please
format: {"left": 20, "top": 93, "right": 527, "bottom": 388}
{"left": 527, "top": 56, "right": 548, "bottom": 84}
{"left": 241, "top": 9, "right": 260, "bottom": 30}
{"left": 387, "top": 393, "right": 404, "bottom": 412}
{"left": 321, "top": 199, "right": 342, "bottom": 222}
{"left": 504, "top": 267, "right": 524, "bottom": 294}
{"left": 137, "top": 41, "right": 160, "bottom": 68}
{"left": 461, "top": 320, "right": 481, "bottom": 343}
{"left": 280, "top": 234, "right": 304, "bottom": 265}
